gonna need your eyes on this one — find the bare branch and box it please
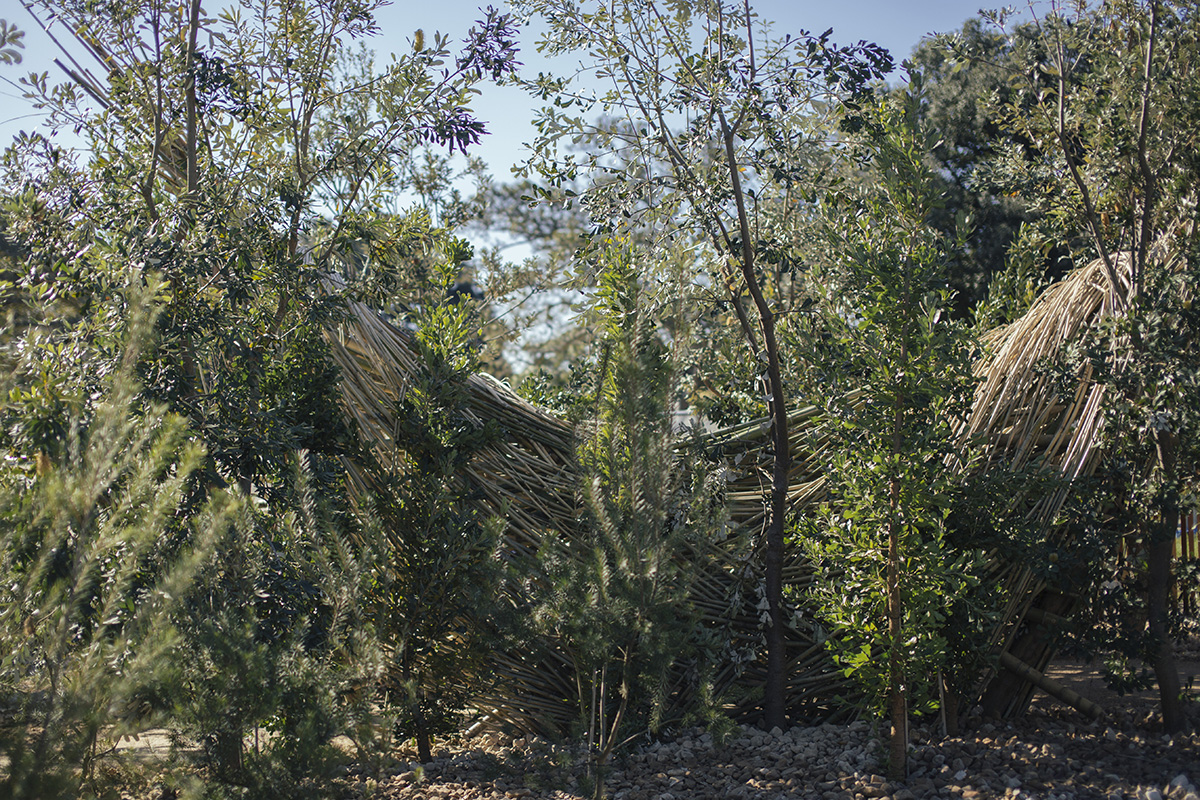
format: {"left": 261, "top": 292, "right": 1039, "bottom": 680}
{"left": 1133, "top": 0, "right": 1160, "bottom": 294}
{"left": 1050, "top": 14, "right": 1126, "bottom": 310}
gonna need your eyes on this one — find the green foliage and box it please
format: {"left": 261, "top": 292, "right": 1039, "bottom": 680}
{"left": 793, "top": 82, "right": 987, "bottom": 761}
{"left": 361, "top": 253, "right": 512, "bottom": 762}
{"left": 1075, "top": 256, "right": 1200, "bottom": 520}
{"left": 7, "top": 0, "right": 521, "bottom": 503}
{"left": 532, "top": 241, "right": 725, "bottom": 791}
{"left": 0, "top": 19, "right": 23, "bottom": 65}
{"left": 1059, "top": 250, "right": 1200, "bottom": 690}
{"left": 0, "top": 278, "right": 220, "bottom": 800}
{"left": 0, "top": 258, "right": 378, "bottom": 799}
{"left": 802, "top": 524, "right": 980, "bottom": 712}
{"left": 961, "top": 2, "right": 1200, "bottom": 302}
{"left": 970, "top": 0, "right": 1200, "bottom": 730}
{"left": 515, "top": 0, "right": 893, "bottom": 727}
{"left": 2, "top": 0, "right": 525, "bottom": 786}
{"left": 513, "top": 0, "right": 892, "bottom": 341}
{"left": 168, "top": 455, "right": 381, "bottom": 799}
{"left": 899, "top": 18, "right": 1047, "bottom": 322}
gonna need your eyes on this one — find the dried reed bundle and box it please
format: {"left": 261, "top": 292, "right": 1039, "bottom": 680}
{"left": 328, "top": 253, "right": 1132, "bottom": 730}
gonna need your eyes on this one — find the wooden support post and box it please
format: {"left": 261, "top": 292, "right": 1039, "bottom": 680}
{"left": 1023, "top": 607, "right": 1070, "bottom": 629}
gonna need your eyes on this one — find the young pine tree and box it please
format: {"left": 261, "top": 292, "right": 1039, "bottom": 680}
{"left": 0, "top": 277, "right": 221, "bottom": 800}
{"left": 532, "top": 241, "right": 724, "bottom": 799}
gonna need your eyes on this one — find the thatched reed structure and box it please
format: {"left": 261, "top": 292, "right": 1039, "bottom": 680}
{"left": 327, "top": 251, "right": 1140, "bottom": 731}
{"left": 953, "top": 258, "right": 1123, "bottom": 717}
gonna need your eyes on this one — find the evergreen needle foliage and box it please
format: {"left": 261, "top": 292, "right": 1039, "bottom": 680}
{"left": 0, "top": 278, "right": 220, "bottom": 800}
{"left": 167, "top": 453, "right": 382, "bottom": 799}
{"left": 532, "top": 241, "right": 726, "bottom": 798}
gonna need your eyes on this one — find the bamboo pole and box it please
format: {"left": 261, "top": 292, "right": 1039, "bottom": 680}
{"left": 999, "top": 652, "right": 1105, "bottom": 721}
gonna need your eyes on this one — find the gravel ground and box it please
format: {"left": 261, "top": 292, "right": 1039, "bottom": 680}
{"left": 361, "top": 663, "right": 1200, "bottom": 800}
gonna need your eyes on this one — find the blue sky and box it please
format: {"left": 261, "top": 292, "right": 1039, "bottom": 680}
{"left": 402, "top": 0, "right": 1003, "bottom": 176}
{"left": 0, "top": 0, "right": 1004, "bottom": 175}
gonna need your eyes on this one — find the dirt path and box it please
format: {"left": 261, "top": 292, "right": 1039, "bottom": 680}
{"left": 1040, "top": 657, "right": 1200, "bottom": 726}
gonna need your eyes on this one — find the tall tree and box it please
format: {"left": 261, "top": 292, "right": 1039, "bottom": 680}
{"left": 13, "top": 0, "right": 518, "bottom": 497}
{"left": 797, "top": 80, "right": 983, "bottom": 779}
{"left": 514, "top": 0, "right": 891, "bottom": 728}
{"left": 962, "top": 0, "right": 1200, "bottom": 731}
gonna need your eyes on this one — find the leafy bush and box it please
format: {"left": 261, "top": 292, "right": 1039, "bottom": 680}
{"left": 359, "top": 254, "right": 514, "bottom": 764}
{"left": 794, "top": 83, "right": 988, "bottom": 777}
{"left": 165, "top": 453, "right": 383, "bottom": 799}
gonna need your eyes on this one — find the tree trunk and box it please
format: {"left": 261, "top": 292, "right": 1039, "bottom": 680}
{"left": 412, "top": 701, "right": 434, "bottom": 764}
{"left": 1149, "top": 431, "right": 1184, "bottom": 732}
{"left": 763, "top": 391, "right": 789, "bottom": 731}
{"left": 401, "top": 660, "right": 434, "bottom": 763}
{"left": 719, "top": 114, "right": 790, "bottom": 730}
{"left": 1147, "top": 510, "right": 1183, "bottom": 732}
{"left": 941, "top": 675, "right": 960, "bottom": 738}
{"left": 887, "top": 471, "right": 906, "bottom": 781}
{"left": 213, "top": 727, "right": 244, "bottom": 781}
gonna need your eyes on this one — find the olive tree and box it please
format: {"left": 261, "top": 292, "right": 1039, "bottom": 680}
{"left": 957, "top": 0, "right": 1200, "bottom": 732}
{"left": 513, "top": 0, "right": 891, "bottom": 728}
{"left": 14, "top": 0, "right": 518, "bottom": 496}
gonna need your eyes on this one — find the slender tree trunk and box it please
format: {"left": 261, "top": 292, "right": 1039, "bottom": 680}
{"left": 1147, "top": 516, "right": 1182, "bottom": 731}
{"left": 887, "top": 437, "right": 906, "bottom": 779}
{"left": 412, "top": 703, "right": 433, "bottom": 764}
{"left": 1148, "top": 433, "right": 1183, "bottom": 732}
{"left": 719, "top": 114, "right": 791, "bottom": 731}
{"left": 762, "top": 339, "right": 789, "bottom": 732}
{"left": 402, "top": 661, "right": 434, "bottom": 763}
{"left": 941, "top": 674, "right": 961, "bottom": 738}
{"left": 214, "top": 728, "right": 244, "bottom": 780}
